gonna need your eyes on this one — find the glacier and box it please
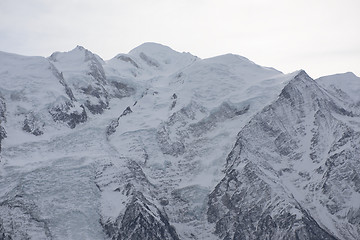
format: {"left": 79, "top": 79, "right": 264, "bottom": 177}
{"left": 0, "top": 43, "right": 359, "bottom": 240}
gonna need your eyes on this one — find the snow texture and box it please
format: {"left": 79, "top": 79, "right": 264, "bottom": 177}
{"left": 0, "top": 44, "right": 359, "bottom": 240}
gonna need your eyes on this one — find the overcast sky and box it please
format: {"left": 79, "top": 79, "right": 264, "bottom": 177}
{"left": 1, "top": 0, "right": 359, "bottom": 78}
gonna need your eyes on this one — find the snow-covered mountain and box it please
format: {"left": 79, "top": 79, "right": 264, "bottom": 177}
{"left": 0, "top": 43, "right": 359, "bottom": 240}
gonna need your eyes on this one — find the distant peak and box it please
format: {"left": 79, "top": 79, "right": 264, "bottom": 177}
{"left": 49, "top": 45, "right": 89, "bottom": 58}
{"left": 291, "top": 70, "right": 314, "bottom": 83}
{"left": 71, "top": 45, "right": 91, "bottom": 53}
{"left": 129, "top": 42, "right": 180, "bottom": 56}
{"left": 74, "top": 45, "right": 86, "bottom": 51}
{"left": 205, "top": 53, "right": 253, "bottom": 64}
{"left": 48, "top": 45, "right": 104, "bottom": 63}
{"left": 317, "top": 71, "right": 359, "bottom": 80}
{"left": 130, "top": 42, "right": 171, "bottom": 50}
{"left": 295, "top": 69, "right": 308, "bottom": 77}
{"left": 344, "top": 71, "right": 358, "bottom": 78}
{"left": 281, "top": 70, "right": 317, "bottom": 91}
{"left": 137, "top": 42, "right": 168, "bottom": 48}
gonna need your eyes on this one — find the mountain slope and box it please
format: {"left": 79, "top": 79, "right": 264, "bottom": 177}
{"left": 208, "top": 71, "right": 360, "bottom": 240}
{"left": 0, "top": 44, "right": 359, "bottom": 240}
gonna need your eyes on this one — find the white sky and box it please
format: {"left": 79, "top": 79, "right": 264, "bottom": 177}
{"left": 0, "top": 0, "right": 359, "bottom": 78}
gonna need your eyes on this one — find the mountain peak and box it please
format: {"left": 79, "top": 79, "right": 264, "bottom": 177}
{"left": 204, "top": 53, "right": 253, "bottom": 64}
{"left": 317, "top": 71, "right": 359, "bottom": 81}
{"left": 129, "top": 42, "right": 177, "bottom": 55}
{"left": 290, "top": 69, "right": 313, "bottom": 83}
{"left": 68, "top": 45, "right": 92, "bottom": 56}
{"left": 49, "top": 45, "right": 104, "bottom": 65}
{"left": 74, "top": 45, "right": 86, "bottom": 51}
{"left": 317, "top": 71, "right": 360, "bottom": 102}
{"left": 118, "top": 42, "right": 198, "bottom": 72}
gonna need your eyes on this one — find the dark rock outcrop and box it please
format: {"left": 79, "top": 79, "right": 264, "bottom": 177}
{"left": 50, "top": 63, "right": 76, "bottom": 101}
{"left": 106, "top": 107, "right": 132, "bottom": 136}
{"left": 49, "top": 46, "right": 112, "bottom": 115}
{"left": 207, "top": 163, "right": 337, "bottom": 240}
{"left": 22, "top": 113, "right": 44, "bottom": 136}
{"left": 0, "top": 96, "right": 6, "bottom": 153}
{"left": 116, "top": 55, "right": 140, "bottom": 69}
{"left": 0, "top": 126, "right": 5, "bottom": 154}
{"left": 111, "top": 81, "right": 136, "bottom": 99}
{"left": 84, "top": 98, "right": 108, "bottom": 115}
{"left": 140, "top": 52, "right": 160, "bottom": 68}
{"left": 103, "top": 193, "right": 180, "bottom": 240}
{"left": 49, "top": 101, "right": 87, "bottom": 128}
{"left": 170, "top": 93, "right": 177, "bottom": 110}
{"left": 97, "top": 158, "right": 180, "bottom": 240}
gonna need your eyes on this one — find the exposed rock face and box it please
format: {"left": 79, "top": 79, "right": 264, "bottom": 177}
{"left": 106, "top": 118, "right": 120, "bottom": 137}
{"left": 0, "top": 96, "right": 6, "bottom": 154}
{"left": 103, "top": 193, "right": 180, "bottom": 240}
{"left": 49, "top": 101, "right": 87, "bottom": 129}
{"left": 49, "top": 46, "right": 111, "bottom": 115}
{"left": 111, "top": 81, "right": 136, "bottom": 99}
{"left": 208, "top": 71, "right": 360, "bottom": 240}
{"left": 106, "top": 106, "right": 133, "bottom": 136}
{"left": 85, "top": 49, "right": 107, "bottom": 86}
{"left": 96, "top": 158, "right": 180, "bottom": 240}
{"left": 207, "top": 163, "right": 337, "bottom": 240}
{"left": 170, "top": 93, "right": 177, "bottom": 110}
{"left": 140, "top": 52, "right": 160, "bottom": 68}
{"left": 50, "top": 62, "right": 76, "bottom": 101}
{"left": 0, "top": 96, "right": 5, "bottom": 121}
{"left": 0, "top": 127, "right": 5, "bottom": 154}
{"left": 115, "top": 55, "right": 140, "bottom": 69}
{"left": 22, "top": 112, "right": 45, "bottom": 136}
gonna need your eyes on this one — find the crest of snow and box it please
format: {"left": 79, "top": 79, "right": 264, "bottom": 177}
{"left": 48, "top": 46, "right": 104, "bottom": 78}
{"left": 317, "top": 72, "right": 360, "bottom": 102}
{"left": 0, "top": 51, "right": 72, "bottom": 139}
{"left": 128, "top": 42, "right": 197, "bottom": 69}
{"left": 172, "top": 54, "right": 287, "bottom": 109}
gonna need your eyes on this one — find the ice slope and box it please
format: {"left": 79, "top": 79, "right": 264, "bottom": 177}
{"left": 0, "top": 105, "right": 132, "bottom": 239}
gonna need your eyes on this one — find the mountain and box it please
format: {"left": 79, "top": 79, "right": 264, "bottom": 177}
{"left": 0, "top": 43, "right": 359, "bottom": 240}
{"left": 208, "top": 70, "right": 360, "bottom": 240}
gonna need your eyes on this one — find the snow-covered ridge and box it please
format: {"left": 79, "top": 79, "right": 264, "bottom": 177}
{"left": 317, "top": 72, "right": 360, "bottom": 102}
{"left": 0, "top": 43, "right": 359, "bottom": 240}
